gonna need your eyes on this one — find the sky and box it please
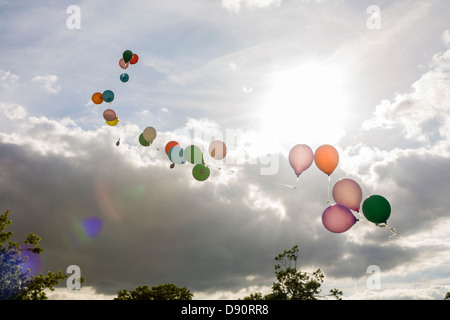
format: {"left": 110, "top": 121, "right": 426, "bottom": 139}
{"left": 1, "top": 0, "right": 450, "bottom": 300}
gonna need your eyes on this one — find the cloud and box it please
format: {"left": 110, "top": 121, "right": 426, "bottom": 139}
{"left": 0, "top": 69, "right": 19, "bottom": 88}
{"left": 2, "top": 89, "right": 449, "bottom": 299}
{"left": 361, "top": 48, "right": 450, "bottom": 145}
{"left": 1, "top": 1, "right": 450, "bottom": 301}
{"left": 442, "top": 30, "right": 450, "bottom": 47}
{"left": 0, "top": 110, "right": 291, "bottom": 295}
{"left": 246, "top": 184, "right": 287, "bottom": 220}
{"left": 0, "top": 102, "right": 27, "bottom": 120}
{"left": 343, "top": 42, "right": 450, "bottom": 188}
{"left": 221, "top": 0, "right": 282, "bottom": 14}
{"left": 348, "top": 286, "right": 450, "bottom": 300}
{"left": 46, "top": 286, "right": 115, "bottom": 300}
{"left": 0, "top": 104, "right": 392, "bottom": 298}
{"left": 31, "top": 75, "right": 61, "bottom": 94}
{"left": 142, "top": 54, "right": 179, "bottom": 76}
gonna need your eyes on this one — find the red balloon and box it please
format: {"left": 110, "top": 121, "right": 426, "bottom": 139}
{"left": 103, "top": 109, "right": 117, "bottom": 122}
{"left": 165, "top": 141, "right": 179, "bottom": 155}
{"left": 130, "top": 54, "right": 139, "bottom": 64}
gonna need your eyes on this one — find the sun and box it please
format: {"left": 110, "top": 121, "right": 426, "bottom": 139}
{"left": 259, "top": 62, "right": 349, "bottom": 148}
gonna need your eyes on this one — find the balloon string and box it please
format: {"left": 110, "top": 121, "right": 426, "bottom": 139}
{"left": 327, "top": 175, "right": 331, "bottom": 204}
{"left": 293, "top": 176, "right": 299, "bottom": 190}
{"left": 376, "top": 223, "right": 397, "bottom": 239}
{"left": 206, "top": 163, "right": 236, "bottom": 174}
{"left": 356, "top": 211, "right": 365, "bottom": 221}
{"left": 253, "top": 176, "right": 325, "bottom": 202}
{"left": 114, "top": 120, "right": 125, "bottom": 146}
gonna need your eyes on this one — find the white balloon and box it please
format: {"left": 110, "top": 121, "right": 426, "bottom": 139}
{"left": 143, "top": 126, "right": 157, "bottom": 143}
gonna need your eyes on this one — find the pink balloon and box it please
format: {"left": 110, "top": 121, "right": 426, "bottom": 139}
{"left": 288, "top": 144, "right": 313, "bottom": 177}
{"left": 119, "top": 58, "right": 130, "bottom": 70}
{"left": 332, "top": 178, "right": 363, "bottom": 212}
{"left": 103, "top": 109, "right": 117, "bottom": 121}
{"left": 209, "top": 140, "right": 227, "bottom": 160}
{"left": 322, "top": 204, "right": 357, "bottom": 233}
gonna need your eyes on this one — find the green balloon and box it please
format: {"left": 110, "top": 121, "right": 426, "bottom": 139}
{"left": 139, "top": 133, "right": 150, "bottom": 147}
{"left": 184, "top": 145, "right": 203, "bottom": 164}
{"left": 123, "top": 50, "right": 133, "bottom": 63}
{"left": 362, "top": 195, "right": 391, "bottom": 224}
{"left": 192, "top": 164, "right": 210, "bottom": 182}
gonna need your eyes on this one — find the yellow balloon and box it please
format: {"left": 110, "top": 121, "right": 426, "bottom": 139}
{"left": 106, "top": 118, "right": 119, "bottom": 126}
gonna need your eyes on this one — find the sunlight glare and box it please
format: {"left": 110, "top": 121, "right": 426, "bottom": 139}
{"left": 260, "top": 63, "right": 349, "bottom": 147}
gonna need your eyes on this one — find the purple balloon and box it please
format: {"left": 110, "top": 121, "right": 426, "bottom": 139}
{"left": 322, "top": 204, "right": 357, "bottom": 233}
{"left": 288, "top": 144, "right": 314, "bottom": 177}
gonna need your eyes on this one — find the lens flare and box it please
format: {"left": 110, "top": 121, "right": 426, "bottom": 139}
{"left": 21, "top": 246, "right": 42, "bottom": 277}
{"left": 82, "top": 217, "right": 103, "bottom": 239}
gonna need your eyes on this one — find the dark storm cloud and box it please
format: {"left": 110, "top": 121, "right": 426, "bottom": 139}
{"left": 0, "top": 114, "right": 425, "bottom": 297}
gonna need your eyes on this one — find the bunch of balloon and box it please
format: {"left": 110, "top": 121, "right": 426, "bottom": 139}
{"left": 185, "top": 145, "right": 210, "bottom": 182}
{"left": 103, "top": 109, "right": 118, "bottom": 124}
{"left": 119, "top": 49, "right": 139, "bottom": 83}
{"left": 288, "top": 144, "right": 314, "bottom": 189}
{"left": 139, "top": 126, "right": 157, "bottom": 147}
{"left": 165, "top": 141, "right": 210, "bottom": 181}
{"left": 362, "top": 195, "right": 397, "bottom": 238}
{"left": 191, "top": 140, "right": 227, "bottom": 182}
{"left": 92, "top": 90, "right": 119, "bottom": 126}
{"left": 166, "top": 141, "right": 184, "bottom": 169}
{"left": 321, "top": 178, "right": 362, "bottom": 234}
{"left": 92, "top": 90, "right": 115, "bottom": 105}
{"left": 314, "top": 144, "right": 339, "bottom": 203}
{"left": 93, "top": 90, "right": 123, "bottom": 145}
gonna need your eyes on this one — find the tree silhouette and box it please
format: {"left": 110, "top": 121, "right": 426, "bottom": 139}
{"left": 0, "top": 210, "right": 69, "bottom": 300}
{"left": 242, "top": 245, "right": 342, "bottom": 300}
{"left": 115, "top": 283, "right": 193, "bottom": 300}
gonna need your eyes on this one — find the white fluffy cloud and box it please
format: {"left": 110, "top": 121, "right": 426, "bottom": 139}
{"left": 221, "top": 0, "right": 282, "bottom": 14}
{"left": 362, "top": 48, "right": 450, "bottom": 146}
{"left": 0, "top": 69, "right": 19, "bottom": 88}
{"left": 0, "top": 102, "right": 27, "bottom": 120}
{"left": 32, "top": 74, "right": 61, "bottom": 94}
{"left": 343, "top": 38, "right": 450, "bottom": 189}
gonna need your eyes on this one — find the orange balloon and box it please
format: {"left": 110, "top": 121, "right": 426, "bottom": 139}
{"left": 92, "top": 92, "right": 103, "bottom": 104}
{"left": 314, "top": 144, "right": 339, "bottom": 176}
